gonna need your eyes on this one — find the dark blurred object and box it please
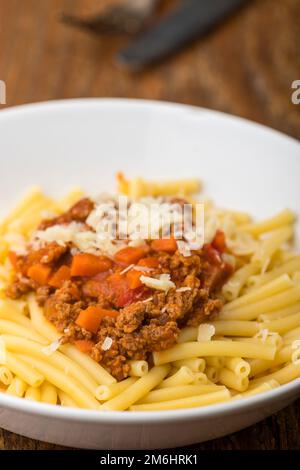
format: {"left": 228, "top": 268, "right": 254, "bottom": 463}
{"left": 118, "top": 0, "right": 250, "bottom": 68}
{"left": 62, "top": 0, "right": 160, "bottom": 35}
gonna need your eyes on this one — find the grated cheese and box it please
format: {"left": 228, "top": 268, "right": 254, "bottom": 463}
{"left": 120, "top": 264, "right": 135, "bottom": 275}
{"left": 176, "top": 287, "right": 192, "bottom": 293}
{"left": 142, "top": 297, "right": 154, "bottom": 303}
{"left": 176, "top": 240, "right": 191, "bottom": 257}
{"left": 197, "top": 324, "right": 216, "bottom": 342}
{"left": 102, "top": 337, "right": 113, "bottom": 351}
{"left": 292, "top": 340, "right": 300, "bottom": 350}
{"left": 140, "top": 274, "right": 175, "bottom": 292}
{"left": 42, "top": 338, "right": 62, "bottom": 356}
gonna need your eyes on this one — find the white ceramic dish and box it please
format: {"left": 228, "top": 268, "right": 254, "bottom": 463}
{"left": 0, "top": 99, "right": 299, "bottom": 449}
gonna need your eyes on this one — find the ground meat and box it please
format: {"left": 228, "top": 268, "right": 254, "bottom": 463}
{"left": 43, "top": 281, "right": 87, "bottom": 332}
{"left": 6, "top": 195, "right": 234, "bottom": 380}
{"left": 36, "top": 285, "right": 53, "bottom": 305}
{"left": 115, "top": 303, "right": 145, "bottom": 333}
{"left": 159, "top": 252, "right": 202, "bottom": 280}
{"left": 6, "top": 275, "right": 36, "bottom": 299}
{"left": 39, "top": 198, "right": 94, "bottom": 230}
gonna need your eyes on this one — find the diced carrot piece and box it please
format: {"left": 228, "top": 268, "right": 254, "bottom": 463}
{"left": 151, "top": 238, "right": 177, "bottom": 253}
{"left": 71, "top": 254, "right": 112, "bottom": 277}
{"left": 8, "top": 251, "right": 18, "bottom": 269}
{"left": 49, "top": 265, "right": 71, "bottom": 288}
{"left": 74, "top": 339, "right": 94, "bottom": 354}
{"left": 126, "top": 270, "right": 142, "bottom": 289}
{"left": 114, "top": 247, "right": 144, "bottom": 265}
{"left": 212, "top": 230, "right": 226, "bottom": 253}
{"left": 27, "top": 263, "right": 52, "bottom": 285}
{"left": 76, "top": 306, "right": 119, "bottom": 333}
{"left": 137, "top": 257, "right": 159, "bottom": 268}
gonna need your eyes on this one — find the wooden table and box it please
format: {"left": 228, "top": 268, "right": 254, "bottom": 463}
{"left": 0, "top": 0, "right": 299, "bottom": 450}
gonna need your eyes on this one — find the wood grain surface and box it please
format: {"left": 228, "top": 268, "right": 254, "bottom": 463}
{"left": 0, "top": 0, "right": 300, "bottom": 450}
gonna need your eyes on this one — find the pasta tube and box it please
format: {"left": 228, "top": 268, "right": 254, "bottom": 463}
{"left": 219, "top": 368, "right": 249, "bottom": 392}
{"left": 6, "top": 377, "right": 27, "bottom": 397}
{"left": 153, "top": 341, "right": 276, "bottom": 365}
{"left": 137, "top": 384, "right": 224, "bottom": 404}
{"left": 25, "top": 386, "right": 41, "bottom": 402}
{"left": 101, "top": 365, "right": 170, "bottom": 411}
{"left": 40, "top": 381, "right": 57, "bottom": 405}
{"left": 130, "top": 389, "right": 231, "bottom": 411}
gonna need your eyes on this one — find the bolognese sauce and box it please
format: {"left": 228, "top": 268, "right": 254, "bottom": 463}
{"left": 7, "top": 197, "right": 233, "bottom": 381}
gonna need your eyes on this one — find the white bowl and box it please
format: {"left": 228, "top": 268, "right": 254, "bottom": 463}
{"left": 0, "top": 99, "right": 300, "bottom": 449}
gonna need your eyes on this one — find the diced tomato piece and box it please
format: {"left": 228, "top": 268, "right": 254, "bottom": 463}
{"left": 212, "top": 230, "right": 226, "bottom": 253}
{"left": 71, "top": 253, "right": 112, "bottom": 277}
{"left": 27, "top": 263, "right": 52, "bottom": 285}
{"left": 126, "top": 270, "right": 143, "bottom": 289}
{"left": 137, "top": 257, "right": 159, "bottom": 268}
{"left": 49, "top": 265, "right": 71, "bottom": 288}
{"left": 151, "top": 238, "right": 177, "bottom": 253}
{"left": 74, "top": 339, "right": 94, "bottom": 354}
{"left": 76, "top": 306, "right": 118, "bottom": 333}
{"left": 114, "top": 247, "right": 145, "bottom": 265}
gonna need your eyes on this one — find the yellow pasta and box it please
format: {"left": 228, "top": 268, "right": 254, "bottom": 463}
{"left": 283, "top": 326, "right": 300, "bottom": 343}
{"left": 250, "top": 345, "right": 300, "bottom": 378}
{"left": 260, "top": 312, "right": 300, "bottom": 335}
{"left": 128, "top": 360, "right": 149, "bottom": 377}
{"left": 0, "top": 300, "right": 31, "bottom": 328}
{"left": 0, "top": 319, "right": 47, "bottom": 344}
{"left": 117, "top": 173, "right": 201, "bottom": 199}
{"left": 251, "top": 226, "right": 294, "bottom": 271}
{"left": 157, "top": 366, "right": 194, "bottom": 389}
{"left": 101, "top": 365, "right": 170, "bottom": 411}
{"left": 258, "top": 303, "right": 300, "bottom": 322}
{"left": 95, "top": 377, "right": 137, "bottom": 401}
{"left": 219, "top": 285, "right": 300, "bottom": 321}
{"left": 1, "top": 335, "right": 99, "bottom": 395}
{"left": 172, "top": 358, "right": 206, "bottom": 373}
{"left": 222, "top": 263, "right": 259, "bottom": 301}
{"left": 40, "top": 381, "right": 57, "bottom": 405}
{"left": 192, "top": 372, "right": 209, "bottom": 385}
{"left": 223, "top": 358, "right": 250, "bottom": 377}
{"left": 6, "top": 377, "right": 27, "bottom": 397}
{"left": 58, "top": 390, "right": 79, "bottom": 408}
{"left": 235, "top": 380, "right": 279, "bottom": 399}
{"left": 219, "top": 368, "right": 249, "bottom": 392}
{"left": 136, "top": 384, "right": 224, "bottom": 405}
{"left": 222, "top": 274, "right": 293, "bottom": 312}
{"left": 247, "top": 256, "right": 300, "bottom": 289}
{"left": 250, "top": 362, "right": 300, "bottom": 386}
{"left": 205, "top": 366, "right": 220, "bottom": 383}
{"left": 205, "top": 357, "right": 225, "bottom": 368}
{"left": 243, "top": 209, "right": 295, "bottom": 236}
{"left": 25, "top": 386, "right": 41, "bottom": 402}
{"left": 210, "top": 321, "right": 260, "bottom": 337}
{"left": 5, "top": 352, "right": 44, "bottom": 387}
{"left": 153, "top": 341, "right": 276, "bottom": 366}
{"left": 16, "top": 353, "right": 100, "bottom": 409}
{"left": 130, "top": 389, "right": 231, "bottom": 411}
{"left": 0, "top": 187, "right": 44, "bottom": 234}
{"left": 0, "top": 366, "right": 13, "bottom": 385}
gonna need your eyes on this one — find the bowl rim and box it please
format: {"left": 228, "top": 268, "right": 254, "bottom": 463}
{"left": 1, "top": 378, "right": 300, "bottom": 423}
{"left": 0, "top": 97, "right": 299, "bottom": 424}
{"left": 0, "top": 97, "right": 299, "bottom": 148}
